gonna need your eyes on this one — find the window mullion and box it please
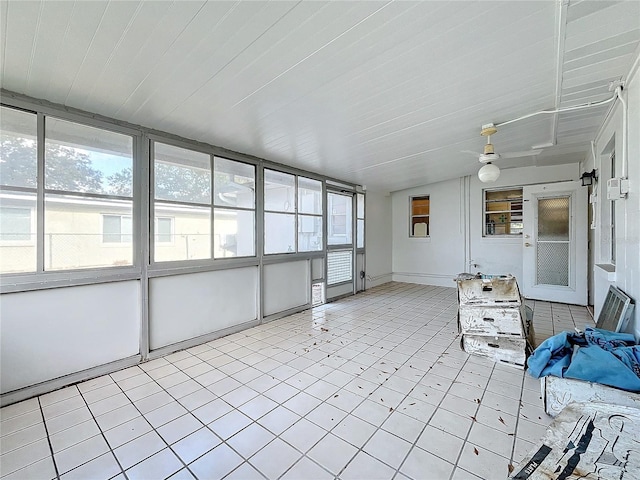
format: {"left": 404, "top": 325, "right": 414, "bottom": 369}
{"left": 210, "top": 154, "right": 215, "bottom": 260}
{"left": 294, "top": 176, "right": 299, "bottom": 253}
{"left": 149, "top": 141, "right": 156, "bottom": 264}
{"left": 36, "top": 113, "right": 45, "bottom": 273}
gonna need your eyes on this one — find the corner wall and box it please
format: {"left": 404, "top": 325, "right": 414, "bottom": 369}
{"left": 581, "top": 61, "right": 640, "bottom": 339}
{"left": 391, "top": 164, "right": 579, "bottom": 287}
{"left": 392, "top": 178, "right": 466, "bottom": 286}
{"left": 364, "top": 190, "right": 393, "bottom": 287}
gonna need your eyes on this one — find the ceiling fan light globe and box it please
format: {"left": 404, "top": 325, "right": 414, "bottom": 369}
{"left": 478, "top": 163, "right": 500, "bottom": 183}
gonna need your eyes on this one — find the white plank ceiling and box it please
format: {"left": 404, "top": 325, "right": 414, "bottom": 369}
{"left": 1, "top": 0, "right": 638, "bottom": 192}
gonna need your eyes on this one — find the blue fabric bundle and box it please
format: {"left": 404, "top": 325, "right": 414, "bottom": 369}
{"left": 527, "top": 327, "right": 640, "bottom": 392}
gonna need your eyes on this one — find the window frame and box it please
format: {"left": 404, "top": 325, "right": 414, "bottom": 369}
{"left": 482, "top": 187, "right": 524, "bottom": 237}
{"left": 356, "top": 192, "right": 365, "bottom": 250}
{"left": 150, "top": 139, "right": 213, "bottom": 264}
{"left": 0, "top": 103, "right": 140, "bottom": 278}
{"left": 263, "top": 170, "right": 325, "bottom": 255}
{"left": 263, "top": 168, "right": 296, "bottom": 255}
{"left": 609, "top": 152, "right": 616, "bottom": 265}
{"left": 213, "top": 156, "right": 256, "bottom": 259}
{"left": 297, "top": 176, "right": 323, "bottom": 253}
{"left": 327, "top": 191, "right": 353, "bottom": 246}
{"left": 0, "top": 95, "right": 359, "bottom": 295}
{"left": 42, "top": 115, "right": 136, "bottom": 271}
{"left": 409, "top": 195, "right": 430, "bottom": 238}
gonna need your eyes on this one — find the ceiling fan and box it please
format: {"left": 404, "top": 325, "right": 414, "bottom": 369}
{"left": 463, "top": 123, "right": 542, "bottom": 182}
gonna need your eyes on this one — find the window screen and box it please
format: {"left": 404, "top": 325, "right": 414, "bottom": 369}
{"left": 45, "top": 117, "right": 134, "bottom": 270}
{"left": 356, "top": 193, "right": 365, "bottom": 248}
{"left": 327, "top": 250, "right": 353, "bottom": 285}
{"left": 153, "top": 142, "right": 211, "bottom": 262}
{"left": 328, "top": 193, "right": 352, "bottom": 245}
{"left": 1, "top": 107, "right": 38, "bottom": 273}
{"left": 298, "top": 177, "right": 322, "bottom": 252}
{"left": 264, "top": 169, "right": 296, "bottom": 254}
{"left": 214, "top": 157, "right": 255, "bottom": 258}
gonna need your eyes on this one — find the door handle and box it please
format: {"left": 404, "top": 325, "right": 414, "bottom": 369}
{"left": 524, "top": 242, "right": 532, "bottom": 247}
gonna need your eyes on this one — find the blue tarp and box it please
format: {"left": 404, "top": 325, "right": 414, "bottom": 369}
{"left": 527, "top": 327, "right": 640, "bottom": 392}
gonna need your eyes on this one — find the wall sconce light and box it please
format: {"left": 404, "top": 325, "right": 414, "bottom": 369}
{"left": 580, "top": 169, "right": 597, "bottom": 186}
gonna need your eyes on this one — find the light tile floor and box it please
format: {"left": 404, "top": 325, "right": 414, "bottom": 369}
{"left": 0, "top": 282, "right": 594, "bottom": 480}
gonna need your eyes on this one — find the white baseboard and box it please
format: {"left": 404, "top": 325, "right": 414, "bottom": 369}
{"left": 392, "top": 272, "right": 457, "bottom": 288}
{"left": 1, "top": 355, "right": 141, "bottom": 407}
{"left": 366, "top": 273, "right": 393, "bottom": 288}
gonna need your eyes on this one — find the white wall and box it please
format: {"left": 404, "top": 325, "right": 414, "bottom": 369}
{"left": 365, "top": 190, "right": 393, "bottom": 287}
{"left": 1, "top": 281, "right": 140, "bottom": 393}
{"left": 468, "top": 164, "right": 579, "bottom": 281}
{"left": 149, "top": 267, "right": 258, "bottom": 350}
{"left": 392, "top": 178, "right": 466, "bottom": 286}
{"left": 263, "top": 260, "right": 309, "bottom": 316}
{"left": 582, "top": 62, "right": 640, "bottom": 339}
{"left": 392, "top": 164, "right": 578, "bottom": 287}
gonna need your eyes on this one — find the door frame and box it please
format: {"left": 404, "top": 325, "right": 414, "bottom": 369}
{"left": 522, "top": 181, "right": 588, "bottom": 305}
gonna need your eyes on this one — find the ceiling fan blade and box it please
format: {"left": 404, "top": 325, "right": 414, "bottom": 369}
{"left": 461, "top": 150, "right": 483, "bottom": 157}
{"left": 500, "top": 149, "right": 542, "bottom": 159}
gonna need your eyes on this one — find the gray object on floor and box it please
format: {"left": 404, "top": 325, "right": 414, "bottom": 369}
{"left": 596, "top": 285, "right": 635, "bottom": 333}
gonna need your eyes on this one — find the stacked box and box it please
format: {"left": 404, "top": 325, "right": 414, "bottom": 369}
{"left": 457, "top": 277, "right": 529, "bottom": 369}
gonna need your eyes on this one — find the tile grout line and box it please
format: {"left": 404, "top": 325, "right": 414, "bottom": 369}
{"left": 386, "top": 319, "right": 471, "bottom": 480}
{"left": 444, "top": 355, "right": 496, "bottom": 480}
{"left": 3, "top": 285, "right": 584, "bottom": 480}
{"left": 164, "top": 347, "right": 335, "bottom": 480}
{"left": 508, "top": 372, "right": 527, "bottom": 473}
{"left": 38, "top": 396, "right": 61, "bottom": 480}
{"left": 110, "top": 364, "right": 222, "bottom": 479}
{"left": 279, "top": 296, "right": 457, "bottom": 478}
{"left": 73, "top": 387, "right": 130, "bottom": 480}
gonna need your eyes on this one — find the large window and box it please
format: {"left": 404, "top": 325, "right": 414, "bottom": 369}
{"left": 264, "top": 171, "right": 325, "bottom": 254}
{"left": 264, "top": 170, "right": 296, "bottom": 254}
{"left": 44, "top": 117, "right": 134, "bottom": 270}
{"left": 327, "top": 192, "right": 352, "bottom": 245}
{"left": 1, "top": 101, "right": 361, "bottom": 286}
{"left": 153, "top": 142, "right": 211, "bottom": 262}
{"left": 298, "top": 177, "right": 322, "bottom": 252}
{"left": 0, "top": 107, "right": 37, "bottom": 273}
{"left": 213, "top": 157, "right": 255, "bottom": 258}
{"left": 1, "top": 107, "right": 135, "bottom": 272}
{"left": 610, "top": 152, "right": 616, "bottom": 265}
{"left": 410, "top": 195, "right": 429, "bottom": 237}
{"left": 483, "top": 188, "right": 523, "bottom": 236}
{"left": 356, "top": 193, "right": 365, "bottom": 249}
